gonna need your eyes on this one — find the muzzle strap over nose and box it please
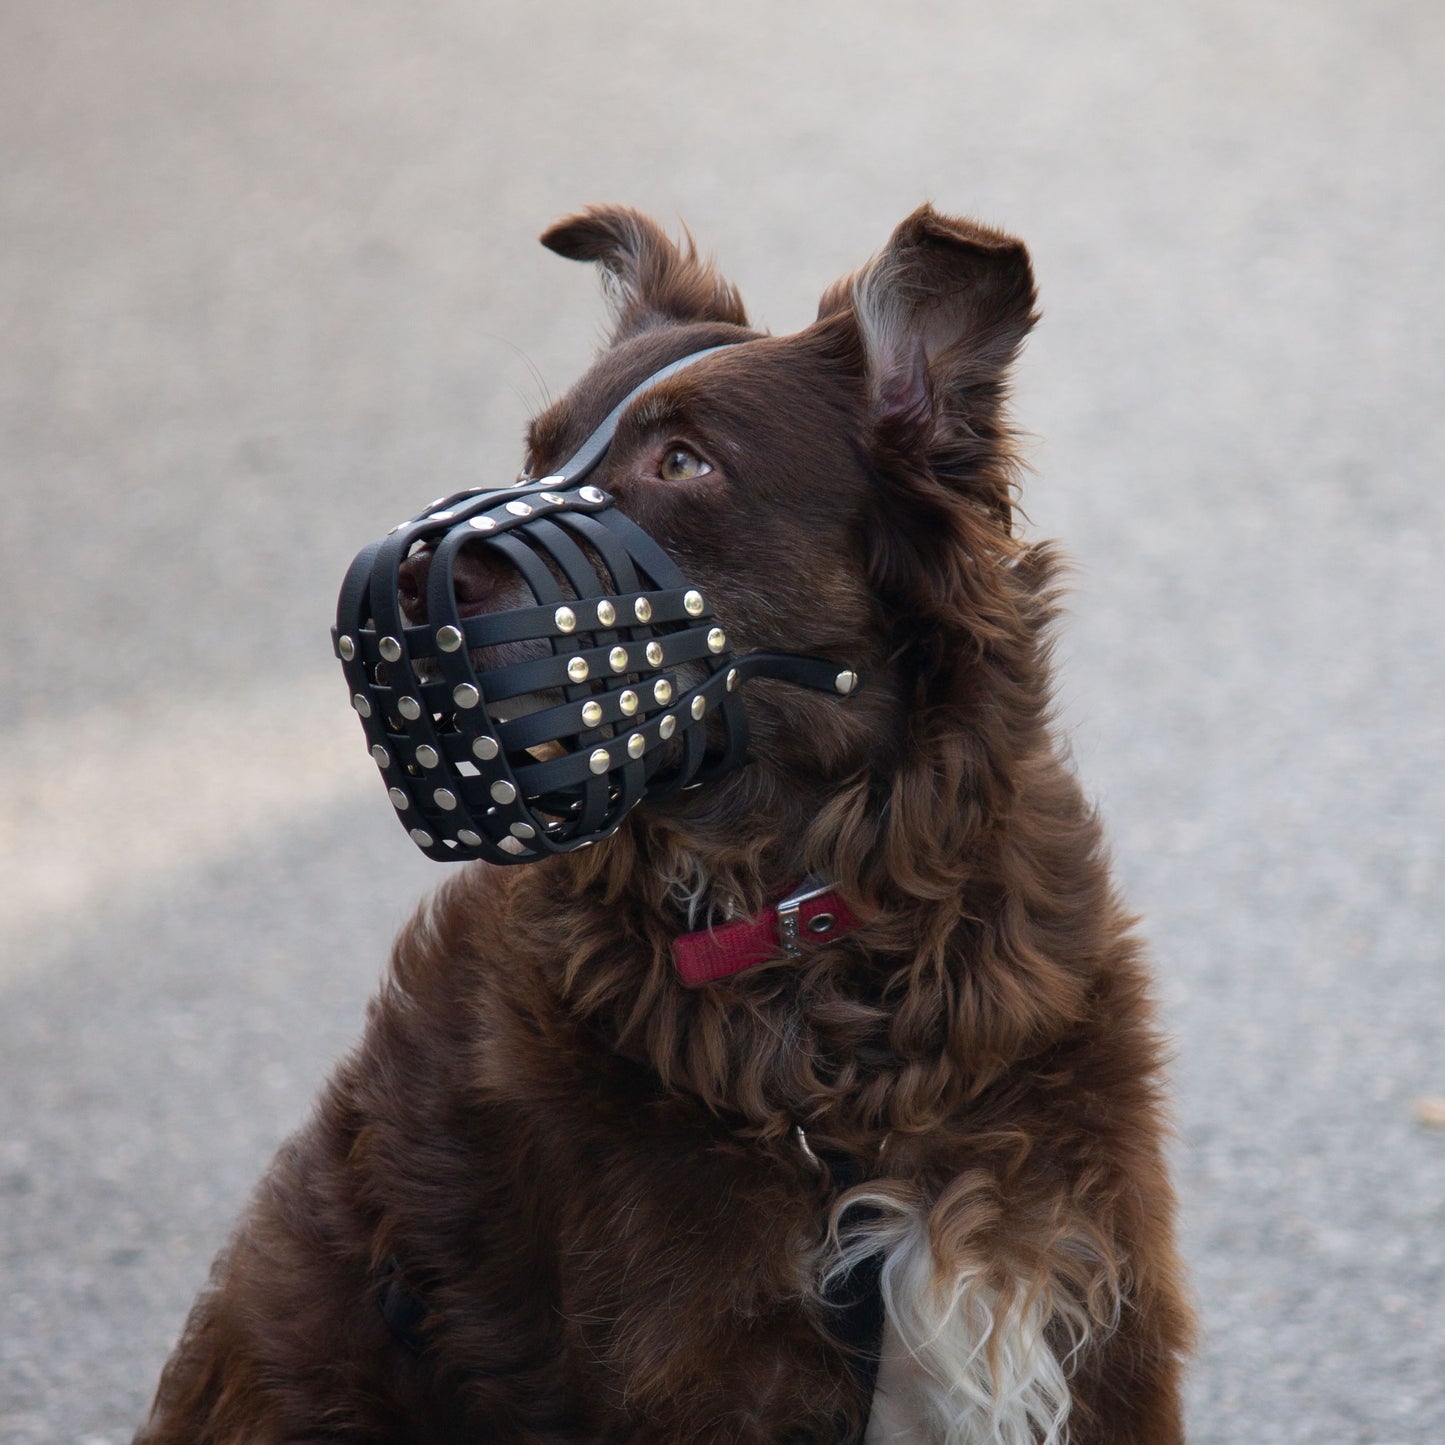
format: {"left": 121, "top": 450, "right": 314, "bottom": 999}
{"left": 333, "top": 346, "right": 863, "bottom": 866}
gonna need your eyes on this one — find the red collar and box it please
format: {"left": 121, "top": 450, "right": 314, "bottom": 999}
{"left": 672, "top": 879, "right": 864, "bottom": 987}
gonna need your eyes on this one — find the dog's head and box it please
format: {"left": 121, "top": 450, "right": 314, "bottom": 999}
{"left": 338, "top": 205, "right": 1054, "bottom": 915}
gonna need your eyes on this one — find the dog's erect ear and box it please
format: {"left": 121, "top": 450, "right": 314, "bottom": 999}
{"left": 541, "top": 206, "right": 748, "bottom": 341}
{"left": 818, "top": 205, "right": 1037, "bottom": 442}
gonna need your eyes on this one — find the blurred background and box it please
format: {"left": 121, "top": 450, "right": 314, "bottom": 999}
{"left": 3, "top": 1, "right": 1442, "bottom": 1440}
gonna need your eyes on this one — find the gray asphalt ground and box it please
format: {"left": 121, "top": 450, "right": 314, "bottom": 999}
{"left": 3, "top": 2, "right": 1443, "bottom": 1440}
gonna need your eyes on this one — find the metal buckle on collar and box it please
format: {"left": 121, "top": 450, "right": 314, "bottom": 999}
{"left": 777, "top": 877, "right": 835, "bottom": 958}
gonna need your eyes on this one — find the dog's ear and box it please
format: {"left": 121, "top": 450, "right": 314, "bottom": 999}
{"left": 541, "top": 206, "right": 748, "bottom": 341}
{"left": 819, "top": 205, "right": 1037, "bottom": 445}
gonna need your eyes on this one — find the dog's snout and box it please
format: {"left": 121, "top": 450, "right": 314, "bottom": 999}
{"left": 398, "top": 544, "right": 513, "bottom": 625}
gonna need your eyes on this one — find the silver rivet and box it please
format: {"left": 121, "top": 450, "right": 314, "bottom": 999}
{"left": 433, "top": 788, "right": 457, "bottom": 811}
{"left": 457, "top": 828, "right": 483, "bottom": 847}
{"left": 567, "top": 656, "right": 589, "bottom": 683}
{"left": 683, "top": 590, "right": 705, "bottom": 616}
{"left": 581, "top": 701, "right": 603, "bottom": 727}
{"left": 506, "top": 500, "right": 533, "bottom": 517}
{"left": 555, "top": 606, "right": 577, "bottom": 633}
{"left": 608, "top": 646, "right": 629, "bottom": 672}
{"left": 409, "top": 827, "right": 434, "bottom": 848}
{"left": 834, "top": 669, "right": 859, "bottom": 695}
{"left": 653, "top": 678, "right": 673, "bottom": 705}
{"left": 436, "top": 625, "right": 463, "bottom": 652}
{"left": 510, "top": 821, "right": 536, "bottom": 840}
{"left": 538, "top": 475, "right": 565, "bottom": 488}
{"left": 415, "top": 744, "right": 439, "bottom": 768}
{"left": 453, "top": 683, "right": 480, "bottom": 709}
{"left": 588, "top": 747, "right": 610, "bottom": 775}
{"left": 596, "top": 599, "right": 617, "bottom": 627}
{"left": 645, "top": 641, "right": 664, "bottom": 666}
{"left": 627, "top": 732, "right": 645, "bottom": 758}
{"left": 808, "top": 913, "right": 836, "bottom": 935}
{"left": 499, "top": 835, "right": 527, "bottom": 855}
{"left": 472, "top": 735, "right": 500, "bottom": 761}
{"left": 726, "top": 667, "right": 738, "bottom": 691}
{"left": 691, "top": 695, "right": 706, "bottom": 720}
{"left": 468, "top": 516, "right": 496, "bottom": 531}
{"left": 389, "top": 787, "right": 409, "bottom": 809}
{"left": 579, "top": 486, "right": 606, "bottom": 503}
{"left": 431, "top": 510, "right": 454, "bottom": 522}
{"left": 490, "top": 779, "right": 518, "bottom": 805}
{"left": 634, "top": 597, "right": 653, "bottom": 622}
{"left": 397, "top": 695, "right": 422, "bottom": 721}
{"left": 540, "top": 491, "right": 566, "bottom": 505}
{"left": 379, "top": 635, "right": 402, "bottom": 663}
{"left": 707, "top": 628, "right": 726, "bottom": 653}
{"left": 427, "top": 496, "right": 446, "bottom": 509}
{"left": 371, "top": 743, "right": 391, "bottom": 768}
{"left": 619, "top": 689, "right": 639, "bottom": 715}
{"left": 352, "top": 693, "right": 372, "bottom": 717}
{"left": 338, "top": 635, "right": 356, "bottom": 661}
{"left": 659, "top": 714, "right": 677, "bottom": 740}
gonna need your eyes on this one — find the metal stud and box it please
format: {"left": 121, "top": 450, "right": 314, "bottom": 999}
{"left": 538, "top": 475, "right": 565, "bottom": 487}
{"left": 581, "top": 701, "right": 603, "bottom": 727}
{"left": 567, "top": 656, "right": 590, "bottom": 683}
{"left": 645, "top": 641, "right": 664, "bottom": 667}
{"left": 707, "top": 628, "right": 727, "bottom": 653}
{"left": 337, "top": 635, "right": 356, "bottom": 661}
{"left": 683, "top": 590, "right": 705, "bottom": 616}
{"left": 834, "top": 669, "right": 859, "bottom": 696}
{"left": 619, "top": 689, "right": 639, "bottom": 716}
{"left": 433, "top": 788, "right": 458, "bottom": 811}
{"left": 371, "top": 743, "right": 391, "bottom": 768}
{"left": 457, "top": 829, "right": 482, "bottom": 847}
{"left": 588, "top": 747, "right": 610, "bottom": 775}
{"left": 379, "top": 635, "right": 402, "bottom": 663}
{"left": 499, "top": 835, "right": 527, "bottom": 855}
{"left": 415, "top": 744, "right": 439, "bottom": 769}
{"left": 510, "top": 821, "right": 536, "bottom": 840}
{"left": 540, "top": 492, "right": 566, "bottom": 505}
{"left": 472, "top": 735, "right": 500, "bottom": 761}
{"left": 807, "top": 913, "right": 836, "bottom": 935}
{"left": 389, "top": 787, "right": 409, "bottom": 809}
{"left": 633, "top": 597, "right": 653, "bottom": 622}
{"left": 505, "top": 500, "right": 533, "bottom": 517}
{"left": 579, "top": 486, "right": 606, "bottom": 503}
{"left": 691, "top": 695, "right": 706, "bottom": 720}
{"left": 627, "top": 732, "right": 646, "bottom": 759}
{"left": 490, "top": 780, "right": 518, "bottom": 805}
{"left": 659, "top": 715, "right": 677, "bottom": 740}
{"left": 467, "top": 516, "right": 496, "bottom": 532}
{"left": 397, "top": 696, "right": 422, "bottom": 721}
{"left": 409, "top": 828, "right": 434, "bottom": 848}
{"left": 654, "top": 678, "right": 673, "bottom": 705}
{"left": 436, "top": 625, "right": 464, "bottom": 653}
{"left": 430, "top": 510, "right": 454, "bottom": 522}
{"left": 608, "top": 646, "right": 628, "bottom": 672}
{"left": 352, "top": 693, "right": 372, "bottom": 717}
{"left": 555, "top": 606, "right": 577, "bottom": 634}
{"left": 726, "top": 667, "right": 738, "bottom": 691}
{"left": 596, "top": 599, "right": 617, "bottom": 627}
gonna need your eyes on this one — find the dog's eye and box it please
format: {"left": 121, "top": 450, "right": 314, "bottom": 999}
{"left": 658, "top": 446, "right": 712, "bottom": 482}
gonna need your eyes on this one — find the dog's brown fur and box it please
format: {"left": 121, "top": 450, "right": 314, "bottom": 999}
{"left": 137, "top": 206, "right": 1192, "bottom": 1443}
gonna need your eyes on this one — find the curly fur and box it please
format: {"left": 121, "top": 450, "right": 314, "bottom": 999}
{"left": 137, "top": 206, "right": 1192, "bottom": 1444}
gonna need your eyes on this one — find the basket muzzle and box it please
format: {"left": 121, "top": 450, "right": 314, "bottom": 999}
{"left": 333, "top": 346, "right": 863, "bottom": 865}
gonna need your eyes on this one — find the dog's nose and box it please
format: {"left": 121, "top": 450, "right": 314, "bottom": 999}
{"left": 397, "top": 545, "right": 509, "bottom": 625}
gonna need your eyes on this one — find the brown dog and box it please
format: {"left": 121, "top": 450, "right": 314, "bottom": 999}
{"left": 137, "top": 206, "right": 1192, "bottom": 1443}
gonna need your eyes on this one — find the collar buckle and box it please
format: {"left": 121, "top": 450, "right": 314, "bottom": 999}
{"left": 776, "top": 877, "right": 834, "bottom": 958}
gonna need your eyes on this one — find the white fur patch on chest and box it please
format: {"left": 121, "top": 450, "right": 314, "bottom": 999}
{"left": 826, "top": 1195, "right": 1105, "bottom": 1445}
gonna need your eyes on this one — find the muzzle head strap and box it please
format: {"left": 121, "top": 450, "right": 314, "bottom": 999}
{"left": 333, "top": 346, "right": 864, "bottom": 865}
